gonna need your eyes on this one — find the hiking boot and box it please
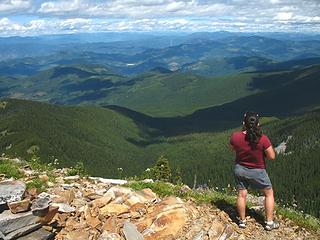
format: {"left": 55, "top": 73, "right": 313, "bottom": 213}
{"left": 238, "top": 219, "right": 246, "bottom": 228}
{"left": 264, "top": 220, "right": 280, "bottom": 231}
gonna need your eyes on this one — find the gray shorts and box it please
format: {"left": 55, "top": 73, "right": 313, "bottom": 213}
{"left": 234, "top": 164, "right": 272, "bottom": 190}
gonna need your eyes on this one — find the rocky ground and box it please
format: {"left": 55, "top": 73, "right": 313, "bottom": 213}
{"left": 0, "top": 161, "right": 319, "bottom": 240}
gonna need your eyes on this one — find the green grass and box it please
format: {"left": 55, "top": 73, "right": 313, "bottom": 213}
{"left": 277, "top": 207, "right": 320, "bottom": 232}
{"left": 0, "top": 159, "right": 23, "bottom": 179}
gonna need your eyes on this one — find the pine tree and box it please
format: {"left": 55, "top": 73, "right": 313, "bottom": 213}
{"left": 153, "top": 155, "right": 172, "bottom": 182}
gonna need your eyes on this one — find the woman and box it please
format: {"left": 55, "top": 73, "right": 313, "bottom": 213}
{"left": 230, "top": 111, "right": 279, "bottom": 230}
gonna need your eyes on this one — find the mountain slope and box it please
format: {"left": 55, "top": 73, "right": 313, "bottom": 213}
{"left": 180, "top": 56, "right": 320, "bottom": 77}
{"left": 0, "top": 98, "right": 153, "bottom": 176}
{"left": 1, "top": 98, "right": 319, "bottom": 218}
{"left": 185, "top": 64, "right": 320, "bottom": 127}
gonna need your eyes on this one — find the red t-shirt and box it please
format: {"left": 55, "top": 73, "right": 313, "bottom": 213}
{"left": 230, "top": 131, "right": 272, "bottom": 169}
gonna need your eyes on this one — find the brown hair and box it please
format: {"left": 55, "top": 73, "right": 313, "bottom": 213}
{"left": 242, "top": 111, "right": 262, "bottom": 144}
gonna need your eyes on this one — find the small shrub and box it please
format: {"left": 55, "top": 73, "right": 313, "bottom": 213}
{"left": 29, "top": 154, "right": 54, "bottom": 172}
{"left": 26, "top": 178, "right": 47, "bottom": 193}
{"left": 66, "top": 161, "right": 87, "bottom": 177}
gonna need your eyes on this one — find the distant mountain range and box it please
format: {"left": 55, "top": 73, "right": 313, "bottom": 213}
{"left": 1, "top": 34, "right": 320, "bottom": 76}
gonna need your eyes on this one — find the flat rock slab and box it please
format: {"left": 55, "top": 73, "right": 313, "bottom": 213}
{"left": 17, "top": 228, "right": 54, "bottom": 240}
{"left": 0, "top": 180, "right": 26, "bottom": 204}
{"left": 0, "top": 210, "right": 39, "bottom": 235}
{"left": 123, "top": 222, "right": 144, "bottom": 240}
{"left": 3, "top": 223, "right": 41, "bottom": 240}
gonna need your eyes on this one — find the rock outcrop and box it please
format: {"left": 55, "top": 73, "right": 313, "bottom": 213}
{"left": 0, "top": 163, "right": 319, "bottom": 240}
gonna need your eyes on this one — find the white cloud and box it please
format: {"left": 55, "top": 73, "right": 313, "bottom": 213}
{"left": 36, "top": 0, "right": 234, "bottom": 18}
{"left": 270, "top": 0, "right": 281, "bottom": 4}
{"left": 38, "top": 0, "right": 87, "bottom": 14}
{"left": 0, "top": 0, "right": 31, "bottom": 12}
{"left": 274, "top": 12, "right": 293, "bottom": 21}
{"left": 0, "top": 17, "right": 94, "bottom": 35}
{"left": 0, "top": 0, "right": 319, "bottom": 34}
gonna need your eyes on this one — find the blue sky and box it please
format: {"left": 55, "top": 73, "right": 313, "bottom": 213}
{"left": 0, "top": 0, "right": 319, "bottom": 36}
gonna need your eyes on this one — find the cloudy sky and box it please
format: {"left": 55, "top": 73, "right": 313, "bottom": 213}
{"left": 0, "top": 0, "right": 319, "bottom": 36}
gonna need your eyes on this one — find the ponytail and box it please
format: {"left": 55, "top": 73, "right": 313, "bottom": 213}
{"left": 242, "top": 112, "right": 262, "bottom": 144}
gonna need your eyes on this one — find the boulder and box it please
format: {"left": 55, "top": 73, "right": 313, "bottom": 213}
{"left": 100, "top": 203, "right": 129, "bottom": 216}
{"left": 135, "top": 188, "right": 158, "bottom": 204}
{"left": 52, "top": 189, "right": 75, "bottom": 204}
{"left": 0, "top": 180, "right": 26, "bottom": 204}
{"left": 37, "top": 206, "right": 59, "bottom": 225}
{"left": 92, "top": 196, "right": 112, "bottom": 208}
{"left": 135, "top": 197, "right": 189, "bottom": 240}
{"left": 31, "top": 194, "right": 51, "bottom": 217}
{"left": 8, "top": 199, "right": 31, "bottom": 214}
{"left": 105, "top": 186, "right": 133, "bottom": 199}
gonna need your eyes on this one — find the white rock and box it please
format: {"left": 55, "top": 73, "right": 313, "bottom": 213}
{"left": 142, "top": 179, "right": 154, "bottom": 183}
{"left": 89, "top": 177, "right": 127, "bottom": 185}
{"left": 0, "top": 180, "right": 26, "bottom": 205}
{"left": 123, "top": 222, "right": 144, "bottom": 240}
{"left": 63, "top": 175, "right": 80, "bottom": 181}
{"left": 51, "top": 203, "right": 75, "bottom": 213}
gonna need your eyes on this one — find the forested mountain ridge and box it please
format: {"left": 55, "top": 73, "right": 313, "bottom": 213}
{"left": 1, "top": 62, "right": 319, "bottom": 117}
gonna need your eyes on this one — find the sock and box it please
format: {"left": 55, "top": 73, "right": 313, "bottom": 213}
{"left": 266, "top": 220, "right": 274, "bottom": 225}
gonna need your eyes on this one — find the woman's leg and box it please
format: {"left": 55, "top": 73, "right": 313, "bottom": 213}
{"left": 261, "top": 188, "right": 275, "bottom": 221}
{"left": 237, "top": 189, "right": 247, "bottom": 220}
